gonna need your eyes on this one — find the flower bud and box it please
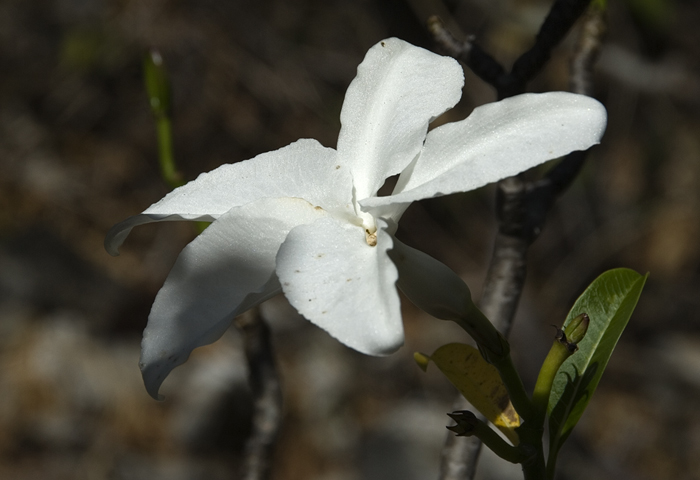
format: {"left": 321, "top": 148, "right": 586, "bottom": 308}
{"left": 553, "top": 313, "right": 589, "bottom": 353}
{"left": 565, "top": 313, "right": 589, "bottom": 346}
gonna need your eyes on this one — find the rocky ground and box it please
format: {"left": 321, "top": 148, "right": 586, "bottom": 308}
{"left": 2, "top": 0, "right": 700, "bottom": 479}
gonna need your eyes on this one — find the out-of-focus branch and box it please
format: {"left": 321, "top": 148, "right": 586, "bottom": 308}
{"left": 509, "top": 0, "right": 593, "bottom": 96}
{"left": 570, "top": 1, "right": 608, "bottom": 96}
{"left": 235, "top": 309, "right": 283, "bottom": 480}
{"left": 435, "top": 2, "right": 607, "bottom": 479}
{"left": 427, "top": 16, "right": 506, "bottom": 91}
{"left": 429, "top": 0, "right": 592, "bottom": 99}
{"left": 526, "top": 2, "right": 607, "bottom": 235}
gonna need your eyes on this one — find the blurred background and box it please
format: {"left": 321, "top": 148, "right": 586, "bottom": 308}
{"left": 1, "top": 0, "right": 700, "bottom": 479}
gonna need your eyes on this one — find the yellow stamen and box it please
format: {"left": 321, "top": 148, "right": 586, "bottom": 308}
{"left": 365, "top": 229, "right": 377, "bottom": 247}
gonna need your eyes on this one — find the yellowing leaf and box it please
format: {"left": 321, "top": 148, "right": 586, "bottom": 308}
{"left": 414, "top": 351, "right": 431, "bottom": 372}
{"left": 429, "top": 343, "right": 520, "bottom": 444}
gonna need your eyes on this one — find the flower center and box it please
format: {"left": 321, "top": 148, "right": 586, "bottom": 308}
{"left": 357, "top": 210, "right": 378, "bottom": 247}
{"left": 365, "top": 229, "right": 377, "bottom": 247}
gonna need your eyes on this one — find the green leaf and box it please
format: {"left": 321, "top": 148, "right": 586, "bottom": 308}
{"left": 427, "top": 343, "right": 520, "bottom": 445}
{"left": 547, "top": 268, "right": 647, "bottom": 461}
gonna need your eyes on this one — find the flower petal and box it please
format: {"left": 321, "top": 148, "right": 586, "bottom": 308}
{"left": 275, "top": 217, "right": 402, "bottom": 355}
{"left": 363, "top": 92, "right": 607, "bottom": 208}
{"left": 389, "top": 239, "right": 509, "bottom": 357}
{"left": 361, "top": 201, "right": 411, "bottom": 236}
{"left": 140, "top": 197, "right": 328, "bottom": 399}
{"left": 337, "top": 38, "right": 464, "bottom": 201}
{"left": 388, "top": 238, "right": 473, "bottom": 322}
{"left": 105, "top": 139, "right": 353, "bottom": 255}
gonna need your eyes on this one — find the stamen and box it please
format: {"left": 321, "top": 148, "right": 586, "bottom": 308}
{"left": 365, "top": 229, "right": 377, "bottom": 247}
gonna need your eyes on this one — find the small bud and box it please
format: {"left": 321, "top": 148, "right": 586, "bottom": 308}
{"left": 446, "top": 410, "right": 478, "bottom": 436}
{"left": 551, "top": 313, "right": 589, "bottom": 353}
{"left": 565, "top": 313, "right": 590, "bottom": 345}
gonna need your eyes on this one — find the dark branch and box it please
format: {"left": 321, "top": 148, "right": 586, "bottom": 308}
{"left": 569, "top": 1, "right": 607, "bottom": 96}
{"left": 480, "top": 176, "right": 530, "bottom": 331}
{"left": 508, "top": 0, "right": 593, "bottom": 95}
{"left": 525, "top": 3, "right": 607, "bottom": 239}
{"left": 434, "top": 2, "right": 606, "bottom": 479}
{"left": 429, "top": 0, "right": 592, "bottom": 99}
{"left": 235, "top": 309, "right": 283, "bottom": 480}
{"left": 427, "top": 17, "right": 506, "bottom": 88}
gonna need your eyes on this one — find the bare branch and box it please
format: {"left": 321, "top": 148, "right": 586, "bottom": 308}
{"left": 427, "top": 16, "right": 506, "bottom": 90}
{"left": 235, "top": 309, "right": 283, "bottom": 480}
{"left": 526, "top": 4, "right": 608, "bottom": 234}
{"left": 570, "top": 2, "right": 607, "bottom": 96}
{"left": 509, "top": 0, "right": 593, "bottom": 96}
{"left": 480, "top": 176, "right": 531, "bottom": 332}
{"left": 435, "top": 3, "right": 607, "bottom": 479}
{"left": 429, "top": 0, "right": 593, "bottom": 99}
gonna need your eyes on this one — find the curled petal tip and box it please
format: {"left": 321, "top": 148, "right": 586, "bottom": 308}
{"left": 104, "top": 226, "right": 124, "bottom": 257}
{"left": 140, "top": 360, "right": 172, "bottom": 401}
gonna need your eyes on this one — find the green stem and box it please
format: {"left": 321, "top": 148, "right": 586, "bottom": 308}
{"left": 156, "top": 115, "right": 183, "bottom": 189}
{"left": 473, "top": 420, "right": 526, "bottom": 464}
{"left": 451, "top": 305, "right": 538, "bottom": 421}
{"left": 447, "top": 411, "right": 528, "bottom": 464}
{"left": 532, "top": 314, "right": 590, "bottom": 426}
{"left": 491, "top": 353, "right": 537, "bottom": 423}
{"left": 517, "top": 423, "right": 547, "bottom": 480}
{"left": 531, "top": 341, "right": 571, "bottom": 425}
{"left": 546, "top": 444, "right": 561, "bottom": 480}
{"left": 451, "top": 305, "right": 537, "bottom": 423}
{"left": 450, "top": 297, "right": 510, "bottom": 360}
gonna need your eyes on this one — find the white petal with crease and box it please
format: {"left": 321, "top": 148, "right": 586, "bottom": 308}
{"left": 140, "top": 197, "right": 328, "bottom": 399}
{"left": 364, "top": 92, "right": 607, "bottom": 208}
{"left": 106, "top": 139, "right": 352, "bottom": 255}
{"left": 276, "top": 217, "right": 402, "bottom": 355}
{"left": 337, "top": 38, "right": 464, "bottom": 201}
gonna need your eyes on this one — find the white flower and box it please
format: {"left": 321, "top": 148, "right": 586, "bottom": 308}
{"left": 106, "top": 38, "right": 607, "bottom": 398}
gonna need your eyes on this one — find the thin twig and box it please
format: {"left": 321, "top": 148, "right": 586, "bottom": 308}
{"left": 509, "top": 0, "right": 593, "bottom": 96}
{"left": 427, "top": 16, "right": 506, "bottom": 89}
{"left": 235, "top": 309, "right": 283, "bottom": 480}
{"left": 429, "top": 0, "right": 592, "bottom": 99}
{"left": 570, "top": 1, "right": 607, "bottom": 96}
{"left": 525, "top": 2, "right": 607, "bottom": 236}
{"left": 434, "top": 2, "right": 606, "bottom": 479}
